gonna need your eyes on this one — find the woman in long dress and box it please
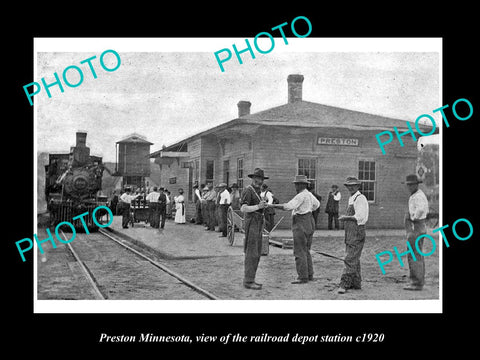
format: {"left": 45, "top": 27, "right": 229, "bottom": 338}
{"left": 174, "top": 188, "right": 186, "bottom": 224}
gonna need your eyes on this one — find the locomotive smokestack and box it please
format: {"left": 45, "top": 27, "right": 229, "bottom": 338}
{"left": 72, "top": 132, "right": 90, "bottom": 165}
{"left": 76, "top": 132, "right": 87, "bottom": 147}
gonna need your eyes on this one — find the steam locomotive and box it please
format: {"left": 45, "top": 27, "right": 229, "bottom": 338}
{"left": 44, "top": 132, "right": 109, "bottom": 231}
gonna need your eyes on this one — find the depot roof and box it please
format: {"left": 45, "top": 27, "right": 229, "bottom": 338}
{"left": 151, "top": 100, "right": 435, "bottom": 156}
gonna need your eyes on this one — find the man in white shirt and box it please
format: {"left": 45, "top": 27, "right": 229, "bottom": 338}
{"left": 218, "top": 183, "right": 231, "bottom": 237}
{"left": 337, "top": 176, "right": 369, "bottom": 294}
{"left": 271, "top": 175, "right": 320, "bottom": 284}
{"left": 194, "top": 183, "right": 203, "bottom": 225}
{"left": 119, "top": 187, "right": 140, "bottom": 229}
{"left": 403, "top": 174, "right": 429, "bottom": 291}
{"left": 146, "top": 186, "right": 160, "bottom": 228}
{"left": 260, "top": 183, "right": 275, "bottom": 232}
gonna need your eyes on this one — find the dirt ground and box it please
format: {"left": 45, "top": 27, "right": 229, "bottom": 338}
{"left": 36, "top": 214, "right": 440, "bottom": 301}
{"left": 164, "top": 234, "right": 439, "bottom": 300}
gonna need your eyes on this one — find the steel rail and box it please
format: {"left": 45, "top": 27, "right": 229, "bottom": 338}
{"left": 98, "top": 228, "right": 220, "bottom": 300}
{"left": 59, "top": 230, "right": 106, "bottom": 300}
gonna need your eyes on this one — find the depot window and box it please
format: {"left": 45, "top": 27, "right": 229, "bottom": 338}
{"left": 358, "top": 159, "right": 376, "bottom": 202}
{"left": 297, "top": 158, "right": 316, "bottom": 191}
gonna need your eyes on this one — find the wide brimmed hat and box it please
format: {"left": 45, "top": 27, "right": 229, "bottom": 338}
{"left": 343, "top": 176, "right": 362, "bottom": 186}
{"left": 293, "top": 175, "right": 310, "bottom": 184}
{"left": 202, "top": 186, "right": 209, "bottom": 191}
{"left": 402, "top": 174, "right": 423, "bottom": 184}
{"left": 248, "top": 168, "right": 269, "bottom": 179}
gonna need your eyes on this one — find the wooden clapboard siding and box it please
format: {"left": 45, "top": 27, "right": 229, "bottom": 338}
{"left": 156, "top": 158, "right": 192, "bottom": 218}
{"left": 188, "top": 138, "right": 201, "bottom": 158}
{"left": 220, "top": 134, "right": 253, "bottom": 188}
{"left": 155, "top": 121, "right": 420, "bottom": 228}
{"left": 249, "top": 125, "right": 417, "bottom": 229}
{"left": 200, "top": 135, "right": 220, "bottom": 185}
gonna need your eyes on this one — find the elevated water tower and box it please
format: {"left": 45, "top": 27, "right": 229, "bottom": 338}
{"left": 115, "top": 133, "right": 153, "bottom": 189}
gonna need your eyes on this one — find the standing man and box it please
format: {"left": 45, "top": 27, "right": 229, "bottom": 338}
{"left": 164, "top": 189, "right": 172, "bottom": 219}
{"left": 260, "top": 183, "right": 275, "bottom": 232}
{"left": 206, "top": 183, "right": 217, "bottom": 231}
{"left": 337, "top": 176, "right": 369, "bottom": 294}
{"left": 218, "top": 183, "right": 231, "bottom": 237}
{"left": 109, "top": 190, "right": 119, "bottom": 215}
{"left": 403, "top": 174, "right": 429, "bottom": 291}
{"left": 325, "top": 185, "right": 341, "bottom": 230}
{"left": 146, "top": 186, "right": 160, "bottom": 228}
{"left": 240, "top": 168, "right": 269, "bottom": 290}
{"left": 157, "top": 187, "right": 168, "bottom": 229}
{"left": 194, "top": 183, "right": 203, "bottom": 225}
{"left": 214, "top": 185, "right": 221, "bottom": 231}
{"left": 119, "top": 187, "right": 139, "bottom": 229}
{"left": 201, "top": 185, "right": 209, "bottom": 228}
{"left": 271, "top": 175, "right": 320, "bottom": 284}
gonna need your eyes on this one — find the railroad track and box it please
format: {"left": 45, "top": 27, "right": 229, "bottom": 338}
{"left": 58, "top": 228, "right": 219, "bottom": 300}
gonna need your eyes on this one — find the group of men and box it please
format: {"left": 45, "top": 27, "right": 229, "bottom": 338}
{"left": 239, "top": 167, "right": 430, "bottom": 294}
{"left": 191, "top": 180, "right": 281, "bottom": 238}
{"left": 117, "top": 186, "right": 170, "bottom": 229}
{"left": 240, "top": 168, "right": 322, "bottom": 290}
{"left": 115, "top": 167, "right": 430, "bottom": 295}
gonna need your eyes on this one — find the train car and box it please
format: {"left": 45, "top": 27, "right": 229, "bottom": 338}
{"left": 44, "top": 132, "right": 109, "bottom": 231}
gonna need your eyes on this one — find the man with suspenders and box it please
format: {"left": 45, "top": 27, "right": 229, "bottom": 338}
{"left": 337, "top": 176, "right": 369, "bottom": 294}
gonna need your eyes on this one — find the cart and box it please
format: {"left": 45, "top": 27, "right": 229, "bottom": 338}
{"left": 226, "top": 207, "right": 284, "bottom": 255}
{"left": 129, "top": 198, "right": 150, "bottom": 227}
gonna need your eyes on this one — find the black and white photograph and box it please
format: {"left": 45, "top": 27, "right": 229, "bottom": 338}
{"left": 32, "top": 38, "right": 442, "bottom": 313}
{"left": 9, "top": 6, "right": 480, "bottom": 353}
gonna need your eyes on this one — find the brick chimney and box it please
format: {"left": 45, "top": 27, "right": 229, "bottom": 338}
{"left": 76, "top": 131, "right": 87, "bottom": 147}
{"left": 237, "top": 100, "right": 251, "bottom": 117}
{"left": 287, "top": 74, "right": 304, "bottom": 103}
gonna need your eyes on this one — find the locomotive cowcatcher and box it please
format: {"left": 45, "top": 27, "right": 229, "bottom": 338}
{"left": 44, "top": 132, "right": 109, "bottom": 231}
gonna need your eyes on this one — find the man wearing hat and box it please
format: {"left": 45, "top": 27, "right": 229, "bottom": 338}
{"left": 403, "top": 174, "right": 429, "bottom": 291}
{"left": 193, "top": 183, "right": 203, "bottom": 225}
{"left": 337, "top": 176, "right": 369, "bottom": 294}
{"left": 271, "top": 175, "right": 320, "bottom": 284}
{"left": 325, "top": 185, "right": 341, "bottom": 230}
{"left": 204, "top": 182, "right": 217, "bottom": 231}
{"left": 200, "top": 185, "right": 209, "bottom": 228}
{"left": 217, "top": 183, "right": 231, "bottom": 237}
{"left": 240, "top": 168, "right": 269, "bottom": 290}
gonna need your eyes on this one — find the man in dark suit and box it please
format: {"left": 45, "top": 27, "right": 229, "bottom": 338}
{"left": 240, "top": 168, "right": 269, "bottom": 290}
{"left": 157, "top": 187, "right": 168, "bottom": 229}
{"left": 325, "top": 184, "right": 341, "bottom": 230}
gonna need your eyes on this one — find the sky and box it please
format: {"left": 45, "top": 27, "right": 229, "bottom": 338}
{"left": 35, "top": 39, "right": 440, "bottom": 162}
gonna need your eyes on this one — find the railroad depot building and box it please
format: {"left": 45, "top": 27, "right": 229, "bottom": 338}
{"left": 150, "top": 74, "right": 433, "bottom": 229}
